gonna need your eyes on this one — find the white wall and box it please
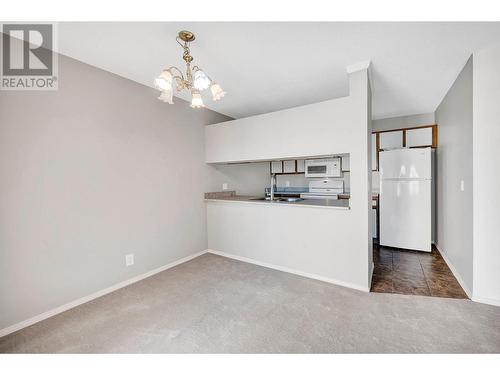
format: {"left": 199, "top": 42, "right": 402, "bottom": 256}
{"left": 0, "top": 50, "right": 230, "bottom": 331}
{"left": 472, "top": 43, "right": 500, "bottom": 306}
{"left": 207, "top": 201, "right": 369, "bottom": 291}
{"left": 205, "top": 96, "right": 354, "bottom": 163}
{"left": 206, "top": 66, "right": 373, "bottom": 289}
{"left": 372, "top": 113, "right": 435, "bottom": 132}
{"left": 434, "top": 57, "right": 473, "bottom": 294}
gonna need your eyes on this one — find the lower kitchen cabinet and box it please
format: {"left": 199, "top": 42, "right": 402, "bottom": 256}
{"left": 372, "top": 208, "right": 377, "bottom": 239}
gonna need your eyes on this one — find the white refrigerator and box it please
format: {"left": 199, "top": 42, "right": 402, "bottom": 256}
{"left": 379, "top": 148, "right": 434, "bottom": 252}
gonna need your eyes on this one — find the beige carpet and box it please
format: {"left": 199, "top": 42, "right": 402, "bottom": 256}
{"left": 1, "top": 253, "right": 499, "bottom": 353}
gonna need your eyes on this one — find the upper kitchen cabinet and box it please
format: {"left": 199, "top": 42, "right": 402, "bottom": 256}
{"left": 296, "top": 159, "right": 305, "bottom": 173}
{"left": 269, "top": 159, "right": 305, "bottom": 174}
{"left": 270, "top": 161, "right": 283, "bottom": 174}
{"left": 379, "top": 130, "right": 403, "bottom": 150}
{"left": 406, "top": 126, "right": 437, "bottom": 148}
{"left": 283, "top": 160, "right": 296, "bottom": 173}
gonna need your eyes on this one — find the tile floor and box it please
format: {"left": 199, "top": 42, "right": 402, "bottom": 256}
{"left": 371, "top": 244, "right": 468, "bottom": 298}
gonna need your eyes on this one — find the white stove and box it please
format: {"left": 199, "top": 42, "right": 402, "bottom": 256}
{"left": 300, "top": 179, "right": 344, "bottom": 200}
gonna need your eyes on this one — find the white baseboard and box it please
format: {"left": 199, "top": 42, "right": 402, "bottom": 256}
{"left": 0, "top": 250, "right": 208, "bottom": 338}
{"left": 206, "top": 249, "right": 370, "bottom": 293}
{"left": 472, "top": 295, "right": 500, "bottom": 307}
{"left": 369, "top": 261, "right": 374, "bottom": 286}
{"left": 434, "top": 243, "right": 472, "bottom": 298}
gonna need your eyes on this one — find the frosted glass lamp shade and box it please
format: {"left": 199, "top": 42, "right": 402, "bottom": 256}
{"left": 154, "top": 70, "right": 173, "bottom": 91}
{"left": 158, "top": 89, "right": 173, "bottom": 104}
{"left": 193, "top": 70, "right": 211, "bottom": 90}
{"left": 190, "top": 90, "right": 204, "bottom": 108}
{"left": 210, "top": 83, "right": 226, "bottom": 101}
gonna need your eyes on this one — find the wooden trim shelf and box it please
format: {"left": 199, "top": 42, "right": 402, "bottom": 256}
{"left": 432, "top": 125, "right": 438, "bottom": 147}
{"left": 373, "top": 123, "right": 436, "bottom": 134}
{"left": 373, "top": 124, "right": 438, "bottom": 149}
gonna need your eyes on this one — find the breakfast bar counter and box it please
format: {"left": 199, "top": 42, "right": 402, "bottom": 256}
{"left": 204, "top": 191, "right": 350, "bottom": 210}
{"left": 205, "top": 191, "right": 370, "bottom": 292}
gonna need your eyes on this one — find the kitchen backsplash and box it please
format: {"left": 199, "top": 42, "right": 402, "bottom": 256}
{"left": 276, "top": 171, "right": 379, "bottom": 194}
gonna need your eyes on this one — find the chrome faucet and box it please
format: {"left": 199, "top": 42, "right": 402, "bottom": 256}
{"left": 270, "top": 173, "right": 277, "bottom": 201}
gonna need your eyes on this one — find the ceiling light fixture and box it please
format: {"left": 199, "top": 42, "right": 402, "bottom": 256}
{"left": 155, "top": 30, "right": 226, "bottom": 108}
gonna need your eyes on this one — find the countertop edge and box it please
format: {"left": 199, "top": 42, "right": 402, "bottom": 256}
{"left": 204, "top": 198, "right": 351, "bottom": 210}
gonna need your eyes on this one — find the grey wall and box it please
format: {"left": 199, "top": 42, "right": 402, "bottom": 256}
{"left": 372, "top": 113, "right": 435, "bottom": 132}
{"left": 0, "top": 51, "right": 230, "bottom": 330}
{"left": 434, "top": 57, "right": 473, "bottom": 294}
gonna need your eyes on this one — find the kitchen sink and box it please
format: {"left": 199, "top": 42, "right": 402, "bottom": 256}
{"left": 250, "top": 197, "right": 303, "bottom": 203}
{"left": 279, "top": 197, "right": 303, "bottom": 202}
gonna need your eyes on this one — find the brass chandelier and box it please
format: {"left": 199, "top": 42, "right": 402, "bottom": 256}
{"left": 155, "top": 30, "right": 225, "bottom": 108}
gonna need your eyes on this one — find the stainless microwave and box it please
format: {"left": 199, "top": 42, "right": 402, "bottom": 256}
{"left": 304, "top": 158, "right": 341, "bottom": 178}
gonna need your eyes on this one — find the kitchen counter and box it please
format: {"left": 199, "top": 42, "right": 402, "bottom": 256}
{"left": 204, "top": 195, "right": 350, "bottom": 210}
{"left": 338, "top": 193, "right": 379, "bottom": 200}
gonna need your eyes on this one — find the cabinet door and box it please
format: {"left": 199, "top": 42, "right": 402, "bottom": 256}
{"left": 379, "top": 131, "right": 403, "bottom": 150}
{"left": 296, "top": 159, "right": 305, "bottom": 173}
{"left": 371, "top": 133, "right": 378, "bottom": 171}
{"left": 406, "top": 127, "right": 433, "bottom": 147}
{"left": 341, "top": 155, "right": 350, "bottom": 172}
{"left": 372, "top": 208, "right": 377, "bottom": 239}
{"left": 270, "top": 161, "right": 283, "bottom": 174}
{"left": 283, "top": 160, "right": 296, "bottom": 173}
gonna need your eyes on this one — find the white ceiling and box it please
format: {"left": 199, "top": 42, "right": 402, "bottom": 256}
{"left": 58, "top": 22, "right": 500, "bottom": 120}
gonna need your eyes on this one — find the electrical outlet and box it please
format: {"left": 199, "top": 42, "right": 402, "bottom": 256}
{"left": 125, "top": 253, "right": 134, "bottom": 267}
{"left": 222, "top": 183, "right": 228, "bottom": 190}
{"left": 460, "top": 180, "right": 465, "bottom": 191}
{"left": 285, "top": 180, "right": 290, "bottom": 187}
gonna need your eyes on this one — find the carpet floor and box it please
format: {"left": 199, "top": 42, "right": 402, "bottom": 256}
{"left": 1, "top": 253, "right": 499, "bottom": 353}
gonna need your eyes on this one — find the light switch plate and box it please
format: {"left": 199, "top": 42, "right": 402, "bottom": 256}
{"left": 460, "top": 180, "right": 465, "bottom": 191}
{"left": 125, "top": 253, "right": 134, "bottom": 267}
{"left": 222, "top": 183, "right": 228, "bottom": 190}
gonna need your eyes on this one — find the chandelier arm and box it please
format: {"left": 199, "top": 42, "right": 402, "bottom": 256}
{"left": 175, "top": 37, "right": 187, "bottom": 48}
{"left": 166, "top": 66, "right": 185, "bottom": 81}
{"left": 172, "top": 76, "right": 186, "bottom": 91}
